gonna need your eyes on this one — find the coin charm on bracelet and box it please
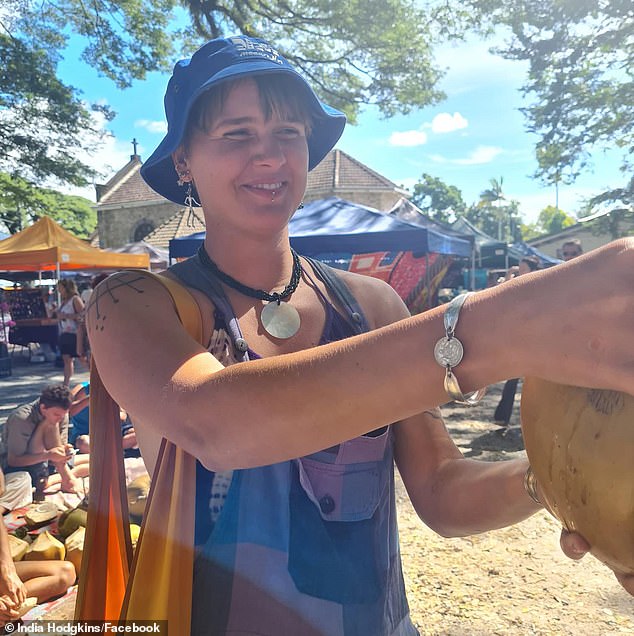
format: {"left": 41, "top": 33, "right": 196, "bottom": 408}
{"left": 261, "top": 301, "right": 301, "bottom": 339}
{"left": 434, "top": 336, "right": 464, "bottom": 368}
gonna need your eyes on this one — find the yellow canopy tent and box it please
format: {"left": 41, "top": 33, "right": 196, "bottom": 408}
{"left": 0, "top": 216, "right": 149, "bottom": 272}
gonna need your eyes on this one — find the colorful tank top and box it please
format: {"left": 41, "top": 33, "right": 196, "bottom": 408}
{"left": 169, "top": 254, "right": 417, "bottom": 636}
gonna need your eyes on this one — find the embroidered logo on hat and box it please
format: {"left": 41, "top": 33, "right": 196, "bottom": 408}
{"left": 229, "top": 36, "right": 284, "bottom": 65}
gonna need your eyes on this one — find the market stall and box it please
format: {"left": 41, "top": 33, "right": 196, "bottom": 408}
{"left": 0, "top": 217, "right": 149, "bottom": 351}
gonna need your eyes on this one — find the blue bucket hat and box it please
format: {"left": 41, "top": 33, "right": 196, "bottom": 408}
{"left": 141, "top": 35, "right": 347, "bottom": 204}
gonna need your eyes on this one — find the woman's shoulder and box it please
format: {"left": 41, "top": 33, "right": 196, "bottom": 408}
{"left": 328, "top": 267, "right": 410, "bottom": 327}
{"left": 86, "top": 270, "right": 177, "bottom": 324}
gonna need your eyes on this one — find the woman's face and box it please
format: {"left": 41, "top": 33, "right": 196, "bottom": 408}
{"left": 177, "top": 79, "right": 309, "bottom": 239}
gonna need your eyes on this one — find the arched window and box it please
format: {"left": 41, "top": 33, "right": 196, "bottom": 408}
{"left": 133, "top": 221, "right": 155, "bottom": 242}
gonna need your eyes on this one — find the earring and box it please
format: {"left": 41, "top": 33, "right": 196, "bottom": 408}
{"left": 297, "top": 201, "right": 304, "bottom": 210}
{"left": 175, "top": 169, "right": 200, "bottom": 226}
{"left": 176, "top": 168, "right": 190, "bottom": 187}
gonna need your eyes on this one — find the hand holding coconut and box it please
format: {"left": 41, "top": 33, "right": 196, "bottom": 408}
{"left": 521, "top": 378, "right": 634, "bottom": 596}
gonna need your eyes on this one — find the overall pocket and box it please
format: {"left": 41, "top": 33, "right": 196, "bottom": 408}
{"left": 288, "top": 434, "right": 391, "bottom": 605}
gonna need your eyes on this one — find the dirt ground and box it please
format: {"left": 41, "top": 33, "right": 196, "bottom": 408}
{"left": 398, "top": 381, "right": 634, "bottom": 635}
{"left": 37, "top": 382, "right": 634, "bottom": 633}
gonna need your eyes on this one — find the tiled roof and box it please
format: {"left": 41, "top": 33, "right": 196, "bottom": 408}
{"left": 307, "top": 149, "right": 403, "bottom": 193}
{"left": 143, "top": 207, "right": 206, "bottom": 248}
{"left": 96, "top": 156, "right": 165, "bottom": 207}
{"left": 96, "top": 149, "right": 402, "bottom": 209}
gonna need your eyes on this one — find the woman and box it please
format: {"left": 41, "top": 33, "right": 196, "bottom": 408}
{"left": 87, "top": 36, "right": 633, "bottom": 634}
{"left": 55, "top": 279, "right": 84, "bottom": 386}
{"left": 0, "top": 486, "right": 76, "bottom": 626}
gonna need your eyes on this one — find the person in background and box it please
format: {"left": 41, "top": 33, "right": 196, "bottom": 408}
{"left": 77, "top": 274, "right": 108, "bottom": 364}
{"left": 5, "top": 385, "right": 88, "bottom": 496}
{"left": 54, "top": 279, "right": 84, "bottom": 386}
{"left": 493, "top": 256, "right": 541, "bottom": 428}
{"left": 87, "top": 35, "right": 633, "bottom": 633}
{"left": 0, "top": 498, "right": 76, "bottom": 627}
{"left": 69, "top": 382, "right": 140, "bottom": 458}
{"left": 0, "top": 468, "right": 31, "bottom": 516}
{"left": 561, "top": 239, "right": 583, "bottom": 261}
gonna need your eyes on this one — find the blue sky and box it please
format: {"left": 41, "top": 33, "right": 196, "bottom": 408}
{"left": 58, "top": 36, "right": 625, "bottom": 226}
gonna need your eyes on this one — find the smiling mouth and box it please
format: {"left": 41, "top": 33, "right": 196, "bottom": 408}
{"left": 247, "top": 182, "right": 284, "bottom": 192}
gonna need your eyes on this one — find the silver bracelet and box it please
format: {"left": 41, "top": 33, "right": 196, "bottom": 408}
{"left": 523, "top": 465, "right": 542, "bottom": 505}
{"left": 433, "top": 292, "right": 487, "bottom": 405}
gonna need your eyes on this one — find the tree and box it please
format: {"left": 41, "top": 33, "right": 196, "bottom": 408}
{"left": 0, "top": 174, "right": 96, "bottom": 237}
{"left": 586, "top": 176, "right": 634, "bottom": 239}
{"left": 536, "top": 205, "right": 576, "bottom": 235}
{"left": 469, "top": 177, "right": 523, "bottom": 242}
{"left": 3, "top": 0, "right": 448, "bottom": 190}
{"left": 460, "top": 0, "right": 634, "bottom": 185}
{"left": 409, "top": 174, "right": 466, "bottom": 223}
{"left": 0, "top": 34, "right": 105, "bottom": 187}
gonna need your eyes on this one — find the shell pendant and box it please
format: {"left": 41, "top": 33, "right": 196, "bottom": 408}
{"left": 260, "top": 301, "right": 301, "bottom": 339}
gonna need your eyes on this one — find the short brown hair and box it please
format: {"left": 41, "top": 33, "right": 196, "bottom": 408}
{"left": 39, "top": 385, "right": 72, "bottom": 410}
{"left": 183, "top": 75, "right": 314, "bottom": 149}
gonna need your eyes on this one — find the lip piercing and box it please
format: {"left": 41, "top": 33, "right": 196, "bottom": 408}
{"left": 271, "top": 191, "right": 276, "bottom": 202}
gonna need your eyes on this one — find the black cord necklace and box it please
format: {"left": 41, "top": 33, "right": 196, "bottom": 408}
{"left": 197, "top": 246, "right": 303, "bottom": 339}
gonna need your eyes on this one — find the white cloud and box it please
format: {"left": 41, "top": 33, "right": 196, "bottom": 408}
{"left": 389, "top": 130, "right": 428, "bottom": 147}
{"left": 453, "top": 146, "right": 503, "bottom": 165}
{"left": 431, "top": 112, "right": 468, "bottom": 134}
{"left": 429, "top": 146, "right": 503, "bottom": 166}
{"left": 136, "top": 119, "right": 168, "bottom": 134}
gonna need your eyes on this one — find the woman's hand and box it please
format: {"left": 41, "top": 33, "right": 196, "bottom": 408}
{"left": 489, "top": 238, "right": 634, "bottom": 393}
{"left": 560, "top": 529, "right": 634, "bottom": 596}
{"left": 0, "top": 564, "right": 26, "bottom": 612}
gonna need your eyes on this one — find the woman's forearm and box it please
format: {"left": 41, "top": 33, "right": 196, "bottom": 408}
{"left": 91, "top": 240, "right": 634, "bottom": 471}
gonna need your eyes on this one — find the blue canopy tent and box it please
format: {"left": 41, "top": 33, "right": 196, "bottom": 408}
{"left": 510, "top": 241, "right": 562, "bottom": 267}
{"left": 170, "top": 197, "right": 473, "bottom": 260}
{"left": 169, "top": 198, "right": 475, "bottom": 310}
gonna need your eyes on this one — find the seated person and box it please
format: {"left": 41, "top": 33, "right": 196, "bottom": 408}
{"left": 0, "top": 469, "right": 31, "bottom": 516}
{"left": 0, "top": 495, "right": 75, "bottom": 626}
{"left": 70, "top": 383, "right": 140, "bottom": 458}
{"left": 5, "top": 385, "right": 88, "bottom": 495}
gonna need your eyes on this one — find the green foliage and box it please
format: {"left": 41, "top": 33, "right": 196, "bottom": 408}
{"left": 0, "top": 174, "right": 96, "bottom": 237}
{"left": 587, "top": 175, "right": 634, "bottom": 239}
{"left": 409, "top": 174, "right": 466, "bottom": 223}
{"left": 0, "top": 34, "right": 105, "bottom": 186}
{"left": 182, "top": 0, "right": 445, "bottom": 123}
{"left": 474, "top": 177, "right": 523, "bottom": 242}
{"left": 460, "top": 0, "right": 634, "bottom": 185}
{"left": 536, "top": 205, "right": 576, "bottom": 235}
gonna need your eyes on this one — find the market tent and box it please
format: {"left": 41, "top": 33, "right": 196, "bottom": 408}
{"left": 170, "top": 197, "right": 473, "bottom": 259}
{"left": 169, "top": 198, "right": 474, "bottom": 311}
{"left": 510, "top": 241, "right": 562, "bottom": 267}
{"left": 110, "top": 241, "right": 168, "bottom": 272}
{"left": 451, "top": 217, "right": 524, "bottom": 267}
{"left": 0, "top": 217, "right": 149, "bottom": 271}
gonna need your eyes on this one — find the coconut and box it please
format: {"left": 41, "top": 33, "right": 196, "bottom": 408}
{"left": 8, "top": 534, "right": 29, "bottom": 561}
{"left": 23, "top": 501, "right": 59, "bottom": 529}
{"left": 520, "top": 378, "right": 634, "bottom": 575}
{"left": 15, "top": 597, "right": 37, "bottom": 618}
{"left": 127, "top": 474, "right": 151, "bottom": 523}
{"left": 57, "top": 507, "right": 88, "bottom": 539}
{"left": 65, "top": 526, "right": 85, "bottom": 573}
{"left": 129, "top": 523, "right": 141, "bottom": 549}
{"left": 24, "top": 530, "right": 65, "bottom": 561}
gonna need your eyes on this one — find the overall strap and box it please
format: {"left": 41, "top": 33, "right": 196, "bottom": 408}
{"left": 304, "top": 256, "right": 370, "bottom": 334}
{"left": 169, "top": 254, "right": 250, "bottom": 362}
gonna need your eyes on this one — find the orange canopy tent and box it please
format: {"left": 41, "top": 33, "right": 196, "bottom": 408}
{"left": 0, "top": 217, "right": 149, "bottom": 272}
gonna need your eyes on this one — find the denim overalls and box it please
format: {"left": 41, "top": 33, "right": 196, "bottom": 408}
{"left": 170, "top": 254, "right": 417, "bottom": 636}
